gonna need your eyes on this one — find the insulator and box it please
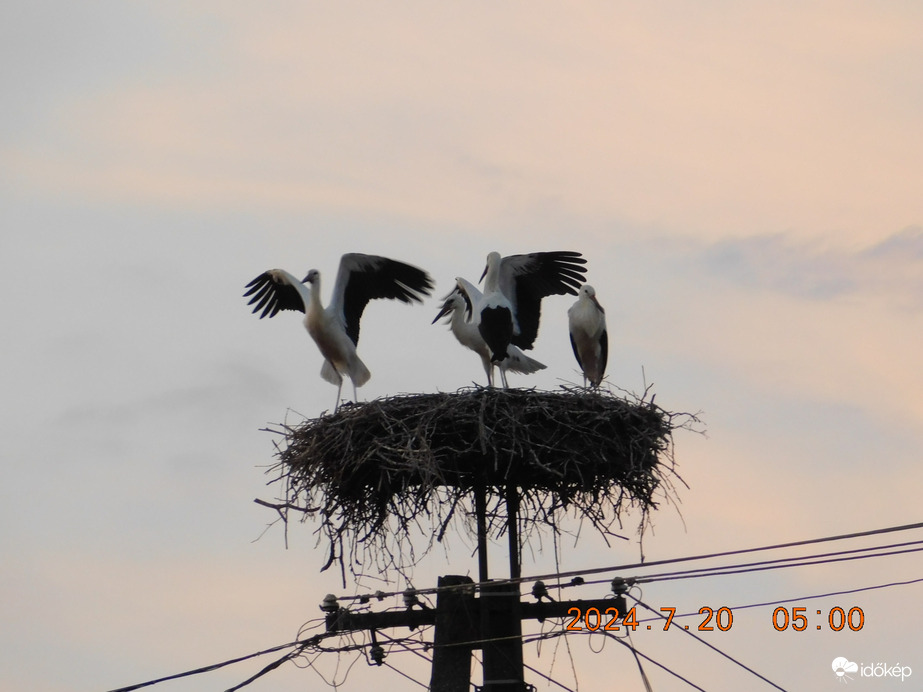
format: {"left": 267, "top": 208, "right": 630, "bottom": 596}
{"left": 611, "top": 577, "right": 628, "bottom": 595}
{"left": 320, "top": 594, "right": 340, "bottom": 613}
{"left": 403, "top": 587, "right": 420, "bottom": 609}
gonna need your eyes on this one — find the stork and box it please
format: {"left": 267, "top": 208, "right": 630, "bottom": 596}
{"left": 568, "top": 284, "right": 608, "bottom": 388}
{"left": 477, "top": 251, "right": 587, "bottom": 362}
{"left": 433, "top": 278, "right": 546, "bottom": 388}
{"left": 244, "top": 253, "right": 434, "bottom": 410}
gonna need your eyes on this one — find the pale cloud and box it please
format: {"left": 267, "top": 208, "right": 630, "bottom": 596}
{"left": 664, "top": 283, "right": 923, "bottom": 428}
{"left": 2, "top": 547, "right": 344, "bottom": 692}
{"left": 5, "top": 2, "right": 921, "bottom": 238}
{"left": 617, "top": 228, "right": 923, "bottom": 439}
{"left": 700, "top": 227, "right": 923, "bottom": 305}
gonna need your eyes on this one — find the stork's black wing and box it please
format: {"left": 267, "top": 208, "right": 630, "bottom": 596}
{"left": 243, "top": 269, "right": 307, "bottom": 318}
{"left": 500, "top": 251, "right": 587, "bottom": 349}
{"left": 331, "top": 253, "right": 435, "bottom": 345}
{"left": 599, "top": 329, "right": 609, "bottom": 383}
{"left": 569, "top": 333, "right": 584, "bottom": 371}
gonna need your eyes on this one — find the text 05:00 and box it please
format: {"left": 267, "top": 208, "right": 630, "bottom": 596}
{"left": 772, "top": 606, "right": 865, "bottom": 632}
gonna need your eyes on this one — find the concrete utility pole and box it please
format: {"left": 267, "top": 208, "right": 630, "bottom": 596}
{"left": 322, "top": 481, "right": 627, "bottom": 690}
{"left": 430, "top": 575, "right": 476, "bottom": 692}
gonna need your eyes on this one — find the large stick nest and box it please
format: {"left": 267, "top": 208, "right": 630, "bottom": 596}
{"left": 259, "top": 387, "right": 693, "bottom": 578}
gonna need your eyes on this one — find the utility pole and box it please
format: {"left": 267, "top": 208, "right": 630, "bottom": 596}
{"left": 430, "top": 575, "right": 477, "bottom": 692}
{"left": 322, "top": 482, "right": 627, "bottom": 691}
{"left": 476, "top": 484, "right": 524, "bottom": 691}
{"left": 323, "top": 581, "right": 628, "bottom": 691}
{"left": 479, "top": 581, "right": 525, "bottom": 691}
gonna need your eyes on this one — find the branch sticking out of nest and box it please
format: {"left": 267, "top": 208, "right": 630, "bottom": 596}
{"left": 258, "top": 386, "right": 695, "bottom": 579}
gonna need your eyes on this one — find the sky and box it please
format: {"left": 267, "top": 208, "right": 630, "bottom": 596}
{"left": 2, "top": 2, "right": 921, "bottom": 690}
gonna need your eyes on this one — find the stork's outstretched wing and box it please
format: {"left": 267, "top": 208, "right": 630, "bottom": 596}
{"left": 244, "top": 269, "right": 308, "bottom": 318}
{"left": 496, "top": 251, "right": 587, "bottom": 349}
{"left": 329, "top": 253, "right": 434, "bottom": 345}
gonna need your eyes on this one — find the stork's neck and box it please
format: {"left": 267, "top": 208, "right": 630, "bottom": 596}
{"left": 483, "top": 255, "right": 502, "bottom": 293}
{"left": 450, "top": 305, "right": 470, "bottom": 336}
{"left": 302, "top": 277, "right": 323, "bottom": 318}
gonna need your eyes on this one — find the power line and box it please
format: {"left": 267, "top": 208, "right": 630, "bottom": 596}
{"left": 522, "top": 661, "right": 578, "bottom": 692}
{"left": 636, "top": 575, "right": 923, "bottom": 625}
{"left": 376, "top": 628, "right": 435, "bottom": 666}
{"left": 225, "top": 647, "right": 305, "bottom": 692}
{"left": 105, "top": 636, "right": 324, "bottom": 692}
{"left": 106, "top": 522, "right": 922, "bottom": 692}
{"left": 633, "top": 598, "right": 788, "bottom": 691}
{"left": 633, "top": 538, "right": 923, "bottom": 581}
{"left": 626, "top": 632, "right": 654, "bottom": 692}
{"left": 638, "top": 544, "right": 923, "bottom": 584}
{"left": 563, "top": 538, "right": 923, "bottom": 592}
{"left": 519, "top": 520, "right": 923, "bottom": 591}
{"left": 382, "top": 661, "right": 429, "bottom": 689}
{"left": 601, "top": 631, "right": 708, "bottom": 691}
{"left": 731, "top": 575, "right": 923, "bottom": 611}
{"left": 624, "top": 540, "right": 923, "bottom": 585}
{"left": 333, "top": 519, "right": 923, "bottom": 602}
{"left": 536, "top": 605, "right": 785, "bottom": 691}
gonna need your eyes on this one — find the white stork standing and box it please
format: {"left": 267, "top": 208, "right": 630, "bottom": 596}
{"left": 477, "top": 251, "right": 587, "bottom": 363}
{"left": 567, "top": 284, "right": 608, "bottom": 388}
{"left": 244, "top": 253, "right": 434, "bottom": 410}
{"left": 433, "top": 278, "right": 546, "bottom": 388}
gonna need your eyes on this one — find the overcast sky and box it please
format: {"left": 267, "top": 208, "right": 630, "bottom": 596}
{"left": 2, "top": 2, "right": 921, "bottom": 691}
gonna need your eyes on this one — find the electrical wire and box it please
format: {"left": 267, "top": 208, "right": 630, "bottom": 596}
{"left": 633, "top": 575, "right": 923, "bottom": 628}
{"left": 331, "top": 519, "right": 923, "bottom": 602}
{"left": 626, "top": 632, "right": 653, "bottom": 692}
{"left": 534, "top": 539, "right": 923, "bottom": 596}
{"left": 104, "top": 636, "right": 325, "bottom": 692}
{"left": 522, "top": 661, "right": 578, "bottom": 692}
{"left": 532, "top": 614, "right": 776, "bottom": 691}
{"left": 225, "top": 647, "right": 305, "bottom": 692}
{"left": 600, "top": 631, "right": 708, "bottom": 691}
{"left": 376, "top": 629, "right": 435, "bottom": 666}
{"left": 382, "top": 661, "right": 429, "bottom": 689}
{"left": 633, "top": 598, "right": 788, "bottom": 691}
{"left": 725, "top": 575, "right": 923, "bottom": 612}
{"left": 107, "top": 521, "right": 921, "bottom": 692}
{"left": 636, "top": 543, "right": 923, "bottom": 585}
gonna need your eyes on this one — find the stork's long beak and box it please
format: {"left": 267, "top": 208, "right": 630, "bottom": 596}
{"left": 432, "top": 300, "right": 453, "bottom": 324}
{"left": 591, "top": 295, "right": 605, "bottom": 313}
{"left": 479, "top": 264, "right": 488, "bottom": 283}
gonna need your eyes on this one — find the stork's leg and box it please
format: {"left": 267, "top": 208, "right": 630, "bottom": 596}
{"left": 334, "top": 380, "right": 343, "bottom": 412}
{"left": 351, "top": 379, "right": 358, "bottom": 404}
{"left": 487, "top": 366, "right": 494, "bottom": 388}
{"left": 500, "top": 368, "right": 509, "bottom": 389}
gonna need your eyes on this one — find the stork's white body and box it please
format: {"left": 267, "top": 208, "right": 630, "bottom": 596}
{"left": 303, "top": 274, "right": 371, "bottom": 395}
{"left": 477, "top": 252, "right": 516, "bottom": 362}
{"left": 473, "top": 250, "right": 588, "bottom": 363}
{"left": 436, "top": 281, "right": 545, "bottom": 388}
{"left": 245, "top": 254, "right": 433, "bottom": 411}
{"left": 568, "top": 284, "right": 608, "bottom": 388}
